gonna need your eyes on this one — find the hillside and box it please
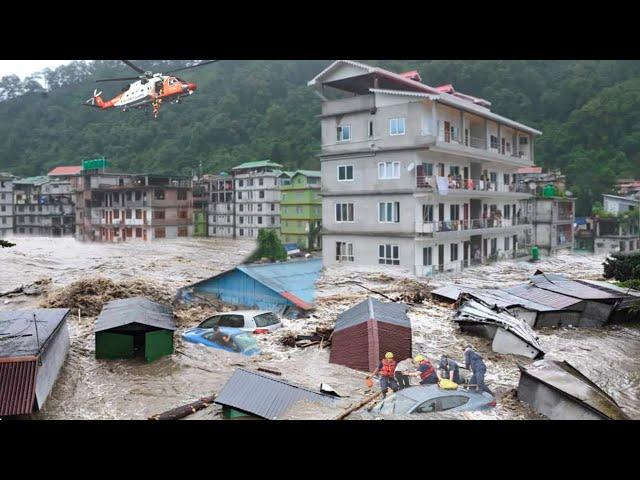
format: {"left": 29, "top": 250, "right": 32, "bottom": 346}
{"left": 1, "top": 59, "right": 640, "bottom": 215}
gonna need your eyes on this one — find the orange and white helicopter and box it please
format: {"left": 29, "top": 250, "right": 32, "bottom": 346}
{"left": 84, "top": 60, "right": 218, "bottom": 118}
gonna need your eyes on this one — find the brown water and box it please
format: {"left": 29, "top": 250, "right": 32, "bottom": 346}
{"left": 1, "top": 237, "right": 638, "bottom": 420}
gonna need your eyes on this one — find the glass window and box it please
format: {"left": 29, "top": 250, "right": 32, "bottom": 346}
{"left": 423, "top": 247, "right": 432, "bottom": 266}
{"left": 415, "top": 399, "right": 439, "bottom": 413}
{"left": 338, "top": 165, "right": 353, "bottom": 181}
{"left": 233, "top": 333, "right": 258, "bottom": 352}
{"left": 439, "top": 396, "right": 470, "bottom": 411}
{"left": 336, "top": 242, "right": 354, "bottom": 262}
{"left": 378, "top": 244, "right": 400, "bottom": 265}
{"left": 368, "top": 120, "right": 374, "bottom": 137}
{"left": 154, "top": 189, "right": 165, "bottom": 200}
{"left": 218, "top": 314, "right": 244, "bottom": 328}
{"left": 378, "top": 202, "right": 400, "bottom": 223}
{"left": 390, "top": 118, "right": 406, "bottom": 136}
{"left": 337, "top": 125, "right": 351, "bottom": 141}
{"left": 378, "top": 162, "right": 401, "bottom": 180}
{"left": 450, "top": 243, "right": 458, "bottom": 261}
{"left": 335, "top": 203, "right": 354, "bottom": 222}
{"left": 422, "top": 204, "right": 433, "bottom": 222}
{"left": 254, "top": 312, "right": 280, "bottom": 327}
{"left": 199, "top": 315, "right": 222, "bottom": 328}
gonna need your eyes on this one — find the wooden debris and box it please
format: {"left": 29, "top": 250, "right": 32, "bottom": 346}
{"left": 148, "top": 394, "right": 217, "bottom": 420}
{"left": 257, "top": 367, "right": 282, "bottom": 376}
{"left": 334, "top": 391, "right": 383, "bottom": 420}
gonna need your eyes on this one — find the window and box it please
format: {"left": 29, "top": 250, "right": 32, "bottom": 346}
{"left": 178, "top": 227, "right": 188, "bottom": 237}
{"left": 504, "top": 205, "right": 511, "bottom": 219}
{"left": 178, "top": 210, "right": 188, "bottom": 219}
{"left": 154, "top": 189, "right": 165, "bottom": 200}
{"left": 153, "top": 210, "right": 165, "bottom": 220}
{"left": 389, "top": 118, "right": 406, "bottom": 136}
{"left": 519, "top": 136, "right": 529, "bottom": 145}
{"left": 239, "top": 228, "right": 244, "bottom": 236}
{"left": 439, "top": 396, "right": 470, "bottom": 411}
{"left": 218, "top": 314, "right": 244, "bottom": 328}
{"left": 421, "top": 163, "right": 434, "bottom": 176}
{"left": 379, "top": 244, "right": 400, "bottom": 265}
{"left": 126, "top": 192, "right": 132, "bottom": 201}
{"left": 490, "top": 135, "right": 498, "bottom": 149}
{"left": 177, "top": 190, "right": 187, "bottom": 200}
{"left": 135, "top": 191, "right": 142, "bottom": 201}
{"left": 238, "top": 179, "right": 244, "bottom": 187}
{"left": 337, "top": 125, "right": 351, "bottom": 141}
{"left": 423, "top": 247, "right": 432, "bottom": 266}
{"left": 336, "top": 242, "right": 354, "bottom": 262}
{"left": 378, "top": 162, "right": 400, "bottom": 180}
{"left": 257, "top": 216, "right": 263, "bottom": 224}
{"left": 259, "top": 178, "right": 264, "bottom": 186}
{"left": 378, "top": 202, "right": 400, "bottom": 223}
{"left": 450, "top": 204, "right": 460, "bottom": 221}
{"left": 238, "top": 191, "right": 242, "bottom": 200}
{"left": 368, "top": 120, "right": 374, "bottom": 138}
{"left": 335, "top": 203, "right": 354, "bottom": 222}
{"left": 504, "top": 237, "right": 510, "bottom": 251}
{"left": 126, "top": 209, "right": 132, "bottom": 219}
{"left": 135, "top": 209, "right": 142, "bottom": 219}
{"left": 155, "top": 228, "right": 166, "bottom": 238}
{"left": 271, "top": 203, "right": 275, "bottom": 211}
{"left": 259, "top": 190, "right": 265, "bottom": 199}
{"left": 337, "top": 165, "right": 353, "bottom": 181}
{"left": 239, "top": 216, "right": 244, "bottom": 224}
{"left": 257, "top": 204, "right": 263, "bottom": 212}
{"left": 296, "top": 206, "right": 303, "bottom": 214}
{"left": 254, "top": 312, "right": 280, "bottom": 328}
{"left": 415, "top": 399, "right": 439, "bottom": 413}
{"left": 490, "top": 172, "right": 497, "bottom": 183}
{"left": 247, "top": 179, "right": 253, "bottom": 187}
{"left": 422, "top": 205, "right": 433, "bottom": 222}
{"left": 136, "top": 227, "right": 142, "bottom": 238}
{"left": 450, "top": 243, "right": 458, "bottom": 261}
{"left": 491, "top": 238, "right": 497, "bottom": 254}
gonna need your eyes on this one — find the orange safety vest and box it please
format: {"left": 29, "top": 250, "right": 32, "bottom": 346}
{"left": 380, "top": 359, "right": 397, "bottom": 377}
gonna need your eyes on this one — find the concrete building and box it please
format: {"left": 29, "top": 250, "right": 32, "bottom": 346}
{"left": 0, "top": 173, "right": 13, "bottom": 238}
{"left": 515, "top": 168, "right": 575, "bottom": 254}
{"left": 594, "top": 194, "right": 639, "bottom": 254}
{"left": 207, "top": 173, "right": 235, "bottom": 237}
{"left": 13, "top": 175, "right": 75, "bottom": 236}
{"left": 232, "top": 160, "right": 283, "bottom": 239}
{"left": 308, "top": 60, "right": 541, "bottom": 276}
{"left": 279, "top": 170, "right": 322, "bottom": 249}
{"left": 74, "top": 170, "right": 193, "bottom": 242}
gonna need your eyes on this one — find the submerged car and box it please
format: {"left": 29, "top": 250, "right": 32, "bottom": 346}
{"left": 196, "top": 310, "right": 282, "bottom": 334}
{"left": 182, "top": 327, "right": 261, "bottom": 356}
{"left": 368, "top": 385, "right": 496, "bottom": 416}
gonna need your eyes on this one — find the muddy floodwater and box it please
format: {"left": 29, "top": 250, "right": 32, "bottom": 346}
{"left": 1, "top": 236, "right": 639, "bottom": 420}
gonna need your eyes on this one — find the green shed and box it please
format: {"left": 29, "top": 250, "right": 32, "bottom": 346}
{"left": 94, "top": 297, "right": 176, "bottom": 362}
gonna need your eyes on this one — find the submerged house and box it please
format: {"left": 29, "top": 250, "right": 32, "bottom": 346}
{"left": 214, "top": 368, "right": 337, "bottom": 419}
{"left": 0, "top": 308, "right": 70, "bottom": 417}
{"left": 178, "top": 258, "right": 322, "bottom": 318}
{"left": 329, "top": 297, "right": 412, "bottom": 372}
{"left": 94, "top": 297, "right": 176, "bottom": 362}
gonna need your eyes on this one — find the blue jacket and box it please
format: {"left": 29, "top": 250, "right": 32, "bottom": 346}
{"left": 439, "top": 358, "right": 461, "bottom": 383}
{"left": 464, "top": 349, "right": 486, "bottom": 373}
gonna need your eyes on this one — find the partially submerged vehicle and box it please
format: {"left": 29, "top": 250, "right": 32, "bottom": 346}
{"left": 196, "top": 310, "right": 282, "bottom": 334}
{"left": 367, "top": 385, "right": 495, "bottom": 417}
{"left": 182, "top": 327, "right": 261, "bottom": 356}
{"left": 517, "top": 359, "right": 629, "bottom": 420}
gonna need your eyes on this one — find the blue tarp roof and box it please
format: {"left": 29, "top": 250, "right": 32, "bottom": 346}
{"left": 575, "top": 217, "right": 588, "bottom": 225}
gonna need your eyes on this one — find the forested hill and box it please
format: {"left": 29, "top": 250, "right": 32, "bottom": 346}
{"left": 1, "top": 59, "right": 640, "bottom": 215}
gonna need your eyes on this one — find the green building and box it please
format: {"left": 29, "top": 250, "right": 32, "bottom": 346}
{"left": 279, "top": 170, "right": 322, "bottom": 250}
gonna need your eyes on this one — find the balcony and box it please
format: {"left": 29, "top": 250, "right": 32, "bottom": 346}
{"left": 415, "top": 217, "right": 529, "bottom": 236}
{"left": 416, "top": 176, "right": 530, "bottom": 198}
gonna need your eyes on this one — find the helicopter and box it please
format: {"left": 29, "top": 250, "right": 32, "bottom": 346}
{"left": 84, "top": 60, "right": 218, "bottom": 118}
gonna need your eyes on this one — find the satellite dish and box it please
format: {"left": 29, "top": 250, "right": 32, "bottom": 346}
{"left": 407, "top": 162, "right": 415, "bottom": 172}
{"left": 528, "top": 181, "right": 536, "bottom": 191}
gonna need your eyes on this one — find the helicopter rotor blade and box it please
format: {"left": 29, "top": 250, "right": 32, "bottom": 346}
{"left": 164, "top": 60, "right": 219, "bottom": 75}
{"left": 122, "top": 60, "right": 146, "bottom": 74}
{"left": 95, "top": 77, "right": 142, "bottom": 83}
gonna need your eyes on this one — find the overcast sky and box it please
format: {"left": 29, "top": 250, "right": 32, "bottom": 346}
{"left": 0, "top": 60, "right": 74, "bottom": 79}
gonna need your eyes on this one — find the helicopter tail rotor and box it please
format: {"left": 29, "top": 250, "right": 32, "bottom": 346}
{"left": 85, "top": 89, "right": 105, "bottom": 108}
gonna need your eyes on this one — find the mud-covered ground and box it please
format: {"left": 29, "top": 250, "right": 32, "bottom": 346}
{"left": 1, "top": 236, "right": 638, "bottom": 420}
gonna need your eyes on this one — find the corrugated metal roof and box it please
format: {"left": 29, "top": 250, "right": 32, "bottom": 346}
{"left": 0, "top": 309, "right": 70, "bottom": 357}
{"left": 530, "top": 273, "right": 622, "bottom": 300}
{"left": 94, "top": 297, "right": 176, "bottom": 333}
{"left": 13, "top": 175, "right": 50, "bottom": 186}
{"left": 215, "top": 368, "right": 336, "bottom": 419}
{"left": 505, "top": 284, "right": 582, "bottom": 310}
{"left": 0, "top": 356, "right": 37, "bottom": 417}
{"left": 232, "top": 160, "right": 283, "bottom": 171}
{"left": 431, "top": 285, "right": 463, "bottom": 302}
{"left": 334, "top": 297, "right": 409, "bottom": 333}
{"left": 47, "top": 166, "right": 82, "bottom": 176}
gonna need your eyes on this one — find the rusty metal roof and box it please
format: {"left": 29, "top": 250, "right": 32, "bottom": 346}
{"left": 0, "top": 356, "right": 37, "bottom": 416}
{"left": 215, "top": 368, "right": 336, "bottom": 419}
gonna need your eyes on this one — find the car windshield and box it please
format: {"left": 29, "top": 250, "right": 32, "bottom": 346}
{"left": 254, "top": 312, "right": 280, "bottom": 327}
{"left": 233, "top": 333, "right": 258, "bottom": 352}
{"left": 198, "top": 316, "right": 220, "bottom": 328}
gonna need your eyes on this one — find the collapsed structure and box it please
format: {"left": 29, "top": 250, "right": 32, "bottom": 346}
{"left": 0, "top": 308, "right": 70, "bottom": 417}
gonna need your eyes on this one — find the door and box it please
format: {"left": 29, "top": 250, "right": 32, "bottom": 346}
{"left": 463, "top": 203, "right": 469, "bottom": 229}
{"left": 96, "top": 332, "right": 134, "bottom": 359}
{"left": 438, "top": 244, "right": 445, "bottom": 272}
{"left": 463, "top": 241, "right": 470, "bottom": 267}
{"left": 145, "top": 330, "right": 174, "bottom": 362}
{"left": 501, "top": 138, "right": 506, "bottom": 154}
{"left": 444, "top": 121, "right": 451, "bottom": 142}
{"left": 483, "top": 238, "right": 488, "bottom": 259}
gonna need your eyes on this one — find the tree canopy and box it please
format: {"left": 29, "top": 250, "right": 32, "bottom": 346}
{"left": 1, "top": 59, "right": 640, "bottom": 215}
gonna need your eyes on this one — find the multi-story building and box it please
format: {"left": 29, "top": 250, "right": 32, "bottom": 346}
{"left": 232, "top": 160, "right": 283, "bottom": 239}
{"left": 74, "top": 170, "right": 193, "bottom": 242}
{"left": 207, "top": 173, "right": 235, "bottom": 237}
{"left": 279, "top": 170, "right": 322, "bottom": 249}
{"left": 515, "top": 168, "right": 575, "bottom": 254}
{"left": 309, "top": 60, "right": 541, "bottom": 276}
{"left": 192, "top": 176, "right": 211, "bottom": 237}
{"left": 12, "top": 175, "right": 75, "bottom": 236}
{"left": 0, "top": 173, "right": 13, "bottom": 238}
{"left": 595, "top": 194, "right": 639, "bottom": 254}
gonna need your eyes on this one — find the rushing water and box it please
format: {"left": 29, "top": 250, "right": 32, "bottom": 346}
{"left": 1, "top": 237, "right": 638, "bottom": 420}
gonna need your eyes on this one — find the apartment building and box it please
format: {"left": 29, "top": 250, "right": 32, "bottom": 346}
{"left": 279, "top": 170, "right": 322, "bottom": 249}
{"left": 309, "top": 60, "right": 541, "bottom": 276}
{"left": 12, "top": 175, "right": 75, "bottom": 236}
{"left": 595, "top": 194, "right": 639, "bottom": 254}
{"left": 231, "top": 160, "right": 282, "bottom": 239}
{"left": 0, "top": 173, "right": 13, "bottom": 238}
{"left": 207, "top": 173, "right": 235, "bottom": 237}
{"left": 74, "top": 171, "right": 193, "bottom": 242}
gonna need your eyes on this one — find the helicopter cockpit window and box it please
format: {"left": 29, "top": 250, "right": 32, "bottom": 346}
{"left": 169, "top": 77, "right": 178, "bottom": 85}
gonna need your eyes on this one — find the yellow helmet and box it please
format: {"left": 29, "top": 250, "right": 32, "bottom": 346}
{"left": 385, "top": 352, "right": 394, "bottom": 359}
{"left": 414, "top": 354, "right": 425, "bottom": 363}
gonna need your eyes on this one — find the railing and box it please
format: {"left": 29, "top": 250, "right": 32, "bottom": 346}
{"left": 416, "top": 175, "right": 519, "bottom": 193}
{"left": 416, "top": 217, "right": 528, "bottom": 235}
{"left": 435, "top": 121, "right": 531, "bottom": 160}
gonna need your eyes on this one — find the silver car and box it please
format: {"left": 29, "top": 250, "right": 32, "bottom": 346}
{"left": 368, "top": 385, "right": 495, "bottom": 416}
{"left": 196, "top": 310, "right": 283, "bottom": 334}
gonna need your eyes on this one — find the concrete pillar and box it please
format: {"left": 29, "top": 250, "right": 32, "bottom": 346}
{"left": 497, "top": 124, "right": 501, "bottom": 153}
{"left": 484, "top": 118, "right": 488, "bottom": 149}
{"left": 432, "top": 101, "right": 437, "bottom": 137}
{"left": 460, "top": 110, "right": 464, "bottom": 143}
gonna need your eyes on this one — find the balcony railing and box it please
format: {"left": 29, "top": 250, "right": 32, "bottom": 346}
{"left": 416, "top": 176, "right": 519, "bottom": 193}
{"left": 416, "top": 217, "right": 528, "bottom": 234}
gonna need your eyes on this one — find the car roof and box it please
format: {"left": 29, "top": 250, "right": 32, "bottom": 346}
{"left": 211, "top": 310, "right": 273, "bottom": 317}
{"left": 396, "top": 385, "right": 488, "bottom": 402}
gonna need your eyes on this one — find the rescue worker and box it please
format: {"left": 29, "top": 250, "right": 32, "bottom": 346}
{"left": 370, "top": 352, "right": 399, "bottom": 396}
{"left": 438, "top": 354, "right": 462, "bottom": 384}
{"left": 394, "top": 357, "right": 413, "bottom": 390}
{"left": 464, "top": 345, "right": 493, "bottom": 395}
{"left": 410, "top": 354, "right": 439, "bottom": 385}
